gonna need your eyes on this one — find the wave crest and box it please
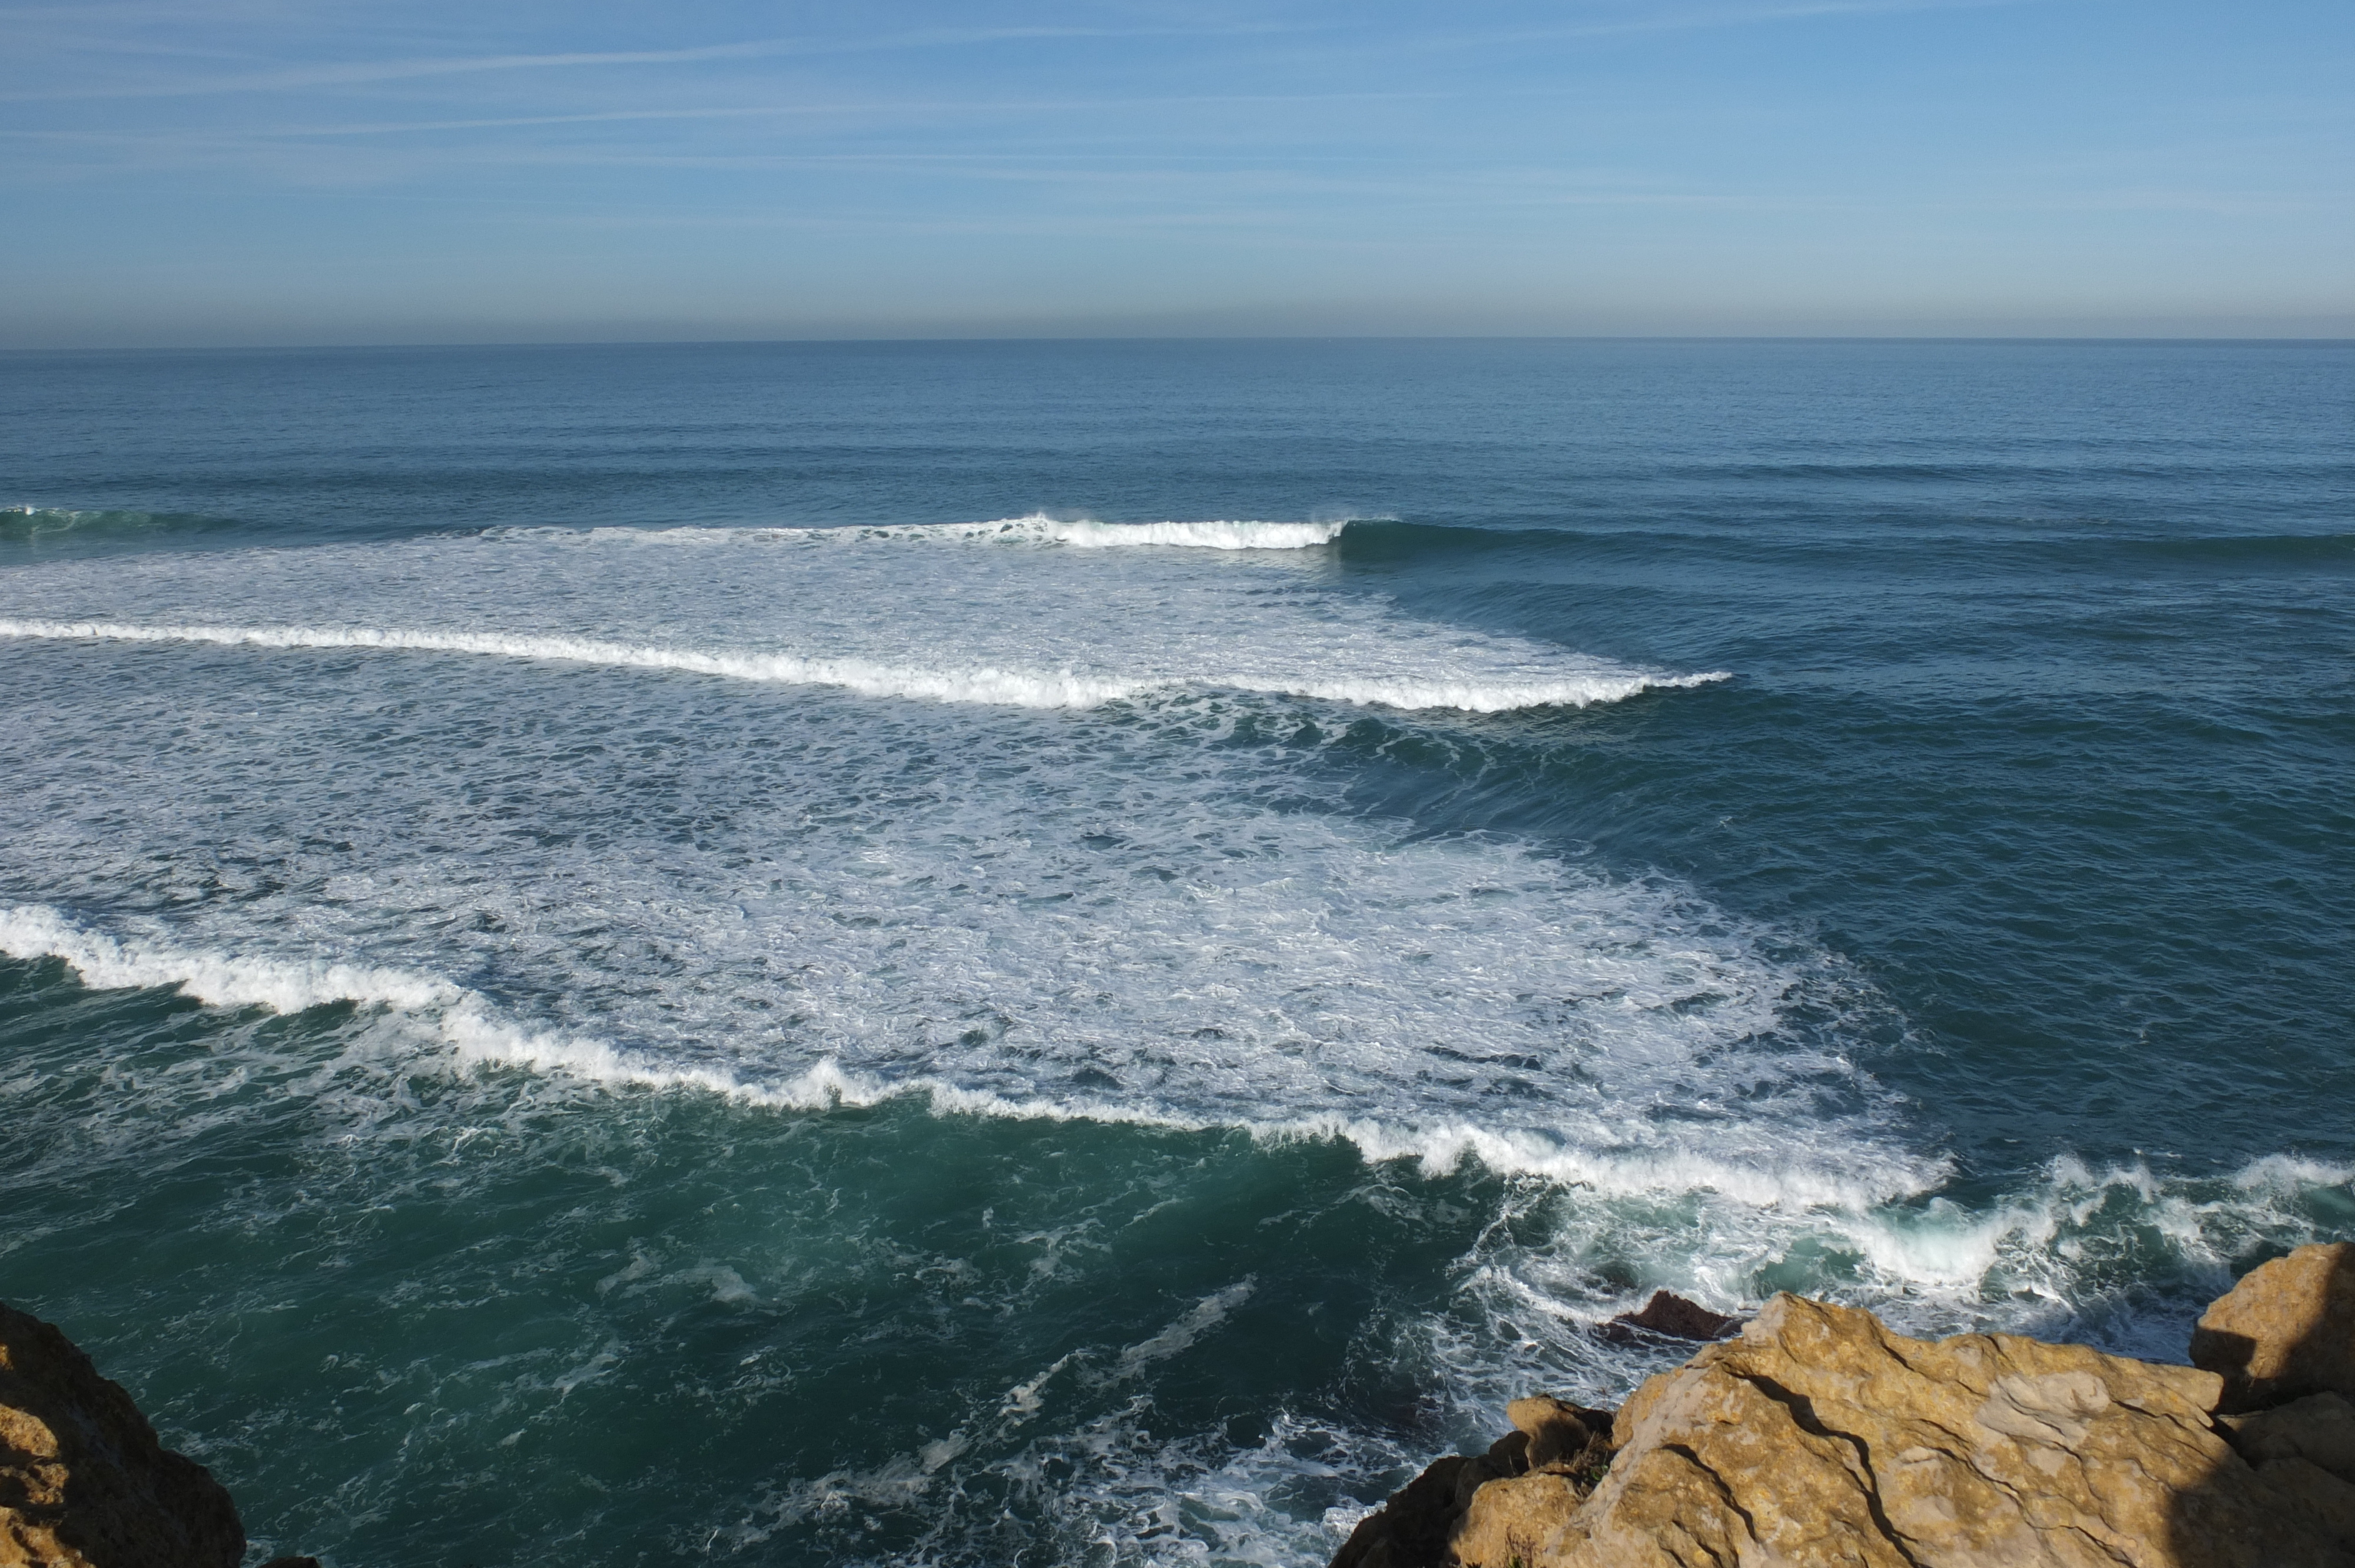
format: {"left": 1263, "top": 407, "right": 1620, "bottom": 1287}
{"left": 0, "top": 617, "right": 1724, "bottom": 713}
{"left": 0, "top": 903, "right": 1921, "bottom": 1214}
{"left": 492, "top": 515, "right": 1355, "bottom": 551}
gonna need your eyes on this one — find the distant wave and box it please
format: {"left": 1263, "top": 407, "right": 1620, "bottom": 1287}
{"left": 1, "top": 505, "right": 231, "bottom": 542}
{"left": 1271, "top": 671, "right": 1727, "bottom": 712}
{"left": 0, "top": 618, "right": 1148, "bottom": 709}
{"left": 0, "top": 618, "right": 1727, "bottom": 713}
{"left": 490, "top": 514, "right": 1357, "bottom": 551}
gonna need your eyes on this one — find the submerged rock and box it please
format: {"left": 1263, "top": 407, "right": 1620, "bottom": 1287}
{"left": 1594, "top": 1292, "right": 1740, "bottom": 1346}
{"left": 2193, "top": 1243, "right": 2355, "bottom": 1413}
{"left": 0, "top": 1303, "right": 245, "bottom": 1568}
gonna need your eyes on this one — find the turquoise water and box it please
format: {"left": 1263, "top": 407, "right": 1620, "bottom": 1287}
{"left": 2, "top": 339, "right": 2351, "bottom": 1565}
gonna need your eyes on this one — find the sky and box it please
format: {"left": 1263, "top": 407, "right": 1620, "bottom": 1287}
{"left": 2, "top": 0, "right": 2350, "bottom": 346}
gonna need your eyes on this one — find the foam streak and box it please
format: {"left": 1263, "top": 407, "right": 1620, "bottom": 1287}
{"left": 0, "top": 617, "right": 1143, "bottom": 709}
{"left": 503, "top": 515, "right": 1357, "bottom": 550}
{"left": 0, "top": 904, "right": 1903, "bottom": 1211}
{"left": 0, "top": 618, "right": 1726, "bottom": 713}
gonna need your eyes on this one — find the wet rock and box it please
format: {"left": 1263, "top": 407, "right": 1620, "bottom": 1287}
{"left": 2193, "top": 1243, "right": 2355, "bottom": 1413}
{"left": 1451, "top": 1293, "right": 2350, "bottom": 1567}
{"left": 0, "top": 1302, "right": 244, "bottom": 1568}
{"left": 1594, "top": 1291, "right": 1740, "bottom": 1346}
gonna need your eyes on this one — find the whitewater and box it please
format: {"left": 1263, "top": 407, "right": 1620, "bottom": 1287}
{"left": 3, "top": 338, "right": 2349, "bottom": 1568}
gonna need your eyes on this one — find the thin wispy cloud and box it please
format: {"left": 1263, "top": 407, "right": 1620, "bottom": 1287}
{"left": 1, "top": 0, "right": 2345, "bottom": 343}
{"left": 0, "top": 21, "right": 1299, "bottom": 103}
{"left": 1479, "top": 0, "right": 2032, "bottom": 41}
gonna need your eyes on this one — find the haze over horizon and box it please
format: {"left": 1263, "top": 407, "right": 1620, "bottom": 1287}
{"left": 4, "top": 0, "right": 2350, "bottom": 348}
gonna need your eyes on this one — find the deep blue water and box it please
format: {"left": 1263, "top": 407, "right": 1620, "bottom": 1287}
{"left": 2, "top": 338, "right": 2350, "bottom": 1566}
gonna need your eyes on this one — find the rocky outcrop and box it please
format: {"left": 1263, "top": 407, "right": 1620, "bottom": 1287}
{"left": 1457, "top": 1293, "right": 2350, "bottom": 1566}
{"left": 2193, "top": 1243, "right": 2355, "bottom": 1413}
{"left": 0, "top": 1303, "right": 244, "bottom": 1568}
{"left": 1341, "top": 1253, "right": 2355, "bottom": 1568}
{"left": 1331, "top": 1396, "right": 1620, "bottom": 1568}
{"left": 1328, "top": 1297, "right": 1720, "bottom": 1568}
{"left": 1594, "top": 1293, "right": 1739, "bottom": 1346}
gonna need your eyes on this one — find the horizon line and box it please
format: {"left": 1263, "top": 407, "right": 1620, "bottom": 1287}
{"left": 6, "top": 331, "right": 2352, "bottom": 356}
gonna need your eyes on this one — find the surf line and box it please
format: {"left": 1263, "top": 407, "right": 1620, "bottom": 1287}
{"left": 0, "top": 617, "right": 1143, "bottom": 709}
{"left": 0, "top": 617, "right": 1728, "bottom": 713}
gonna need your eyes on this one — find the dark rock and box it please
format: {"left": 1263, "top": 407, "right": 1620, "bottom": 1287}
{"left": 1484, "top": 1429, "right": 1530, "bottom": 1473}
{"left": 0, "top": 1301, "right": 245, "bottom": 1568}
{"left": 1329, "top": 1454, "right": 1477, "bottom": 1568}
{"left": 2224, "top": 1392, "right": 2355, "bottom": 1484}
{"left": 1595, "top": 1290, "right": 1741, "bottom": 1344}
{"left": 1329, "top": 1403, "right": 1620, "bottom": 1568}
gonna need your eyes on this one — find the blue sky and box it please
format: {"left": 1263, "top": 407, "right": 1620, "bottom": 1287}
{"left": 3, "top": 1, "right": 2349, "bottom": 344}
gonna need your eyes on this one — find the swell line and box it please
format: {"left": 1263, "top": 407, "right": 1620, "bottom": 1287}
{"left": 0, "top": 619, "right": 1728, "bottom": 713}
{"left": 490, "top": 515, "right": 1358, "bottom": 550}
{"left": 0, "top": 617, "right": 1146, "bottom": 709}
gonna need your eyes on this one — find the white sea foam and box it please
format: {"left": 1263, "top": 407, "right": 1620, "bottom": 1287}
{"left": 0, "top": 508, "right": 1732, "bottom": 717}
{"left": 0, "top": 901, "right": 1918, "bottom": 1214}
{"left": 19, "top": 879, "right": 2336, "bottom": 1337}
{"left": 506, "top": 514, "right": 1356, "bottom": 551}
{"left": 0, "top": 617, "right": 1722, "bottom": 712}
{"left": 0, "top": 903, "right": 456, "bottom": 1015}
{"left": 0, "top": 903, "right": 882, "bottom": 1109}
{"left": 0, "top": 619, "right": 1150, "bottom": 709}
{"left": 1277, "top": 671, "right": 1729, "bottom": 712}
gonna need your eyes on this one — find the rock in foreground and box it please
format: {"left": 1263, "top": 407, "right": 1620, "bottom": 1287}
{"left": 2193, "top": 1243, "right": 2355, "bottom": 1413}
{"left": 1331, "top": 1396, "right": 1616, "bottom": 1568}
{"left": 1345, "top": 1252, "right": 2355, "bottom": 1568}
{"left": 1459, "top": 1292, "right": 2350, "bottom": 1566}
{"left": 1, "top": 1303, "right": 244, "bottom": 1568}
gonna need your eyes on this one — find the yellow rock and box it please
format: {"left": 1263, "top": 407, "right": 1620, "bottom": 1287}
{"left": 1451, "top": 1294, "right": 2348, "bottom": 1568}
{"left": 2193, "top": 1244, "right": 2355, "bottom": 1412}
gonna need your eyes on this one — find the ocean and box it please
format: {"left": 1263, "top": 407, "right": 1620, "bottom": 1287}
{"left": 1, "top": 337, "right": 2349, "bottom": 1566}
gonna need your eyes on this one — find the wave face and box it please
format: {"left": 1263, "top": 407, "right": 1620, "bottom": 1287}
{"left": 1, "top": 504, "right": 240, "bottom": 547}
{"left": 2, "top": 339, "right": 2350, "bottom": 1568}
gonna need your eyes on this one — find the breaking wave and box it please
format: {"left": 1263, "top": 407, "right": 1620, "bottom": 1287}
{"left": 6, "top": 902, "right": 2350, "bottom": 1335}
{"left": 0, "top": 902, "right": 1908, "bottom": 1212}
{"left": 0, "top": 617, "right": 1725, "bottom": 713}
{"left": 490, "top": 515, "right": 1358, "bottom": 551}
